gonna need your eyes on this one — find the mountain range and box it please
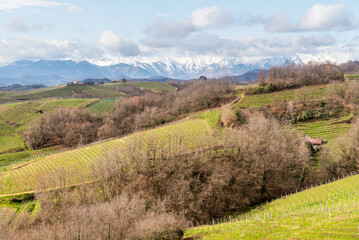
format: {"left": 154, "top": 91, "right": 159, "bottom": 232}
{"left": 0, "top": 56, "right": 304, "bottom": 86}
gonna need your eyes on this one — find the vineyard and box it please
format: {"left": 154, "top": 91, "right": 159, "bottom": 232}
{"left": 0, "top": 119, "right": 214, "bottom": 195}
{"left": 0, "top": 99, "right": 98, "bottom": 132}
{"left": 185, "top": 173, "right": 359, "bottom": 239}
{"left": 95, "top": 81, "right": 177, "bottom": 93}
{"left": 45, "top": 99, "right": 97, "bottom": 108}
{"left": 86, "top": 99, "right": 117, "bottom": 116}
{"left": 295, "top": 110, "right": 353, "bottom": 142}
{"left": 0, "top": 146, "right": 61, "bottom": 172}
{"left": 0, "top": 120, "right": 26, "bottom": 154}
{"left": 195, "top": 109, "right": 221, "bottom": 127}
{"left": 345, "top": 74, "right": 359, "bottom": 81}
{"left": 236, "top": 85, "right": 327, "bottom": 108}
{"left": 129, "top": 82, "right": 177, "bottom": 92}
{"left": 0, "top": 82, "right": 176, "bottom": 103}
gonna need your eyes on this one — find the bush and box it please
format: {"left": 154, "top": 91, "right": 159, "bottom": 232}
{"left": 24, "top": 109, "right": 102, "bottom": 149}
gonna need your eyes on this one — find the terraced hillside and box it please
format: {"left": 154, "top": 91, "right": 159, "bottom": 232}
{"left": 0, "top": 81, "right": 176, "bottom": 102}
{"left": 0, "top": 119, "right": 214, "bottom": 195}
{"left": 0, "top": 99, "right": 97, "bottom": 132}
{"left": 0, "top": 120, "right": 26, "bottom": 154}
{"left": 296, "top": 109, "right": 353, "bottom": 141}
{"left": 86, "top": 99, "right": 117, "bottom": 116}
{"left": 97, "top": 81, "right": 177, "bottom": 93}
{"left": 185, "top": 173, "right": 359, "bottom": 239}
{"left": 236, "top": 85, "right": 327, "bottom": 108}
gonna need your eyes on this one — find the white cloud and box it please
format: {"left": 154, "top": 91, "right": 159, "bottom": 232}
{"left": 171, "top": 33, "right": 342, "bottom": 59}
{"left": 0, "top": 36, "right": 103, "bottom": 65}
{"left": 299, "top": 4, "right": 356, "bottom": 31}
{"left": 99, "top": 31, "right": 141, "bottom": 56}
{"left": 66, "top": 5, "right": 82, "bottom": 14}
{"left": 191, "top": 6, "right": 234, "bottom": 29}
{"left": 143, "top": 6, "right": 233, "bottom": 39}
{"left": 264, "top": 4, "right": 357, "bottom": 32}
{"left": 265, "top": 14, "right": 293, "bottom": 32}
{"left": 299, "top": 34, "right": 336, "bottom": 47}
{"left": 144, "top": 18, "right": 194, "bottom": 38}
{"left": 3, "top": 16, "right": 28, "bottom": 32}
{"left": 0, "top": 0, "right": 65, "bottom": 10}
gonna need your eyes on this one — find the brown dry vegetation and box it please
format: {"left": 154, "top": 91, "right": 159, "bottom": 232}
{"left": 98, "top": 79, "right": 234, "bottom": 139}
{"left": 0, "top": 115, "right": 315, "bottom": 239}
{"left": 24, "top": 79, "right": 234, "bottom": 149}
{"left": 248, "top": 63, "right": 345, "bottom": 95}
{"left": 320, "top": 118, "right": 359, "bottom": 178}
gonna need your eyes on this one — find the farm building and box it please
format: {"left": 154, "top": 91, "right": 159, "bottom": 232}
{"left": 304, "top": 136, "right": 325, "bottom": 147}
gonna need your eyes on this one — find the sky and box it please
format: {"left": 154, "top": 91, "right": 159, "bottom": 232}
{"left": 0, "top": 0, "right": 358, "bottom": 65}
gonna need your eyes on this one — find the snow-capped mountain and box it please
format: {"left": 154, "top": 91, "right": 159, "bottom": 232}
{"left": 0, "top": 56, "right": 304, "bottom": 86}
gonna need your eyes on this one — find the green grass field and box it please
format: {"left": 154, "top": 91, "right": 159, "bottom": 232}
{"left": 295, "top": 110, "right": 353, "bottom": 142}
{"left": 195, "top": 109, "right": 221, "bottom": 127}
{"left": 185, "top": 173, "right": 359, "bottom": 239}
{"left": 95, "top": 81, "right": 177, "bottom": 93}
{"left": 0, "top": 146, "right": 61, "bottom": 172}
{"left": 86, "top": 99, "right": 116, "bottom": 116}
{"left": 0, "top": 119, "right": 214, "bottom": 195}
{"left": 0, "top": 85, "right": 126, "bottom": 101}
{"left": 0, "top": 82, "right": 175, "bottom": 103}
{"left": 0, "top": 99, "right": 98, "bottom": 131}
{"left": 45, "top": 99, "right": 97, "bottom": 108}
{"left": 129, "top": 82, "right": 177, "bottom": 92}
{"left": 236, "top": 85, "right": 327, "bottom": 108}
{"left": 0, "top": 120, "right": 27, "bottom": 154}
{"left": 345, "top": 74, "right": 359, "bottom": 81}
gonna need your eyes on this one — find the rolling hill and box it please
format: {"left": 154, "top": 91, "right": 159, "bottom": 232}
{"left": 185, "top": 172, "right": 359, "bottom": 239}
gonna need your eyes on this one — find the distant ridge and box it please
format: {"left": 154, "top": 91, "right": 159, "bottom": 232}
{"left": 0, "top": 56, "right": 302, "bottom": 86}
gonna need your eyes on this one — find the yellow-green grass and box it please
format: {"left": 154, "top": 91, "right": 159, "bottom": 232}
{"left": 129, "top": 81, "right": 177, "bottom": 92}
{"left": 0, "top": 119, "right": 214, "bottom": 195}
{"left": 236, "top": 85, "right": 327, "bottom": 108}
{"left": 295, "top": 111, "right": 353, "bottom": 143}
{"left": 45, "top": 99, "right": 97, "bottom": 108}
{"left": 345, "top": 74, "right": 359, "bottom": 81}
{"left": 0, "top": 99, "right": 98, "bottom": 132}
{"left": 83, "top": 87, "right": 127, "bottom": 98}
{"left": 0, "top": 136, "right": 26, "bottom": 154}
{"left": 0, "top": 85, "right": 126, "bottom": 101}
{"left": 86, "top": 99, "right": 116, "bottom": 116}
{"left": 185, "top": 173, "right": 359, "bottom": 239}
{"left": 0, "top": 120, "right": 26, "bottom": 154}
{"left": 0, "top": 146, "right": 61, "bottom": 172}
{"left": 96, "top": 81, "right": 177, "bottom": 93}
{"left": 0, "top": 85, "right": 65, "bottom": 99}
{"left": 196, "top": 109, "right": 221, "bottom": 127}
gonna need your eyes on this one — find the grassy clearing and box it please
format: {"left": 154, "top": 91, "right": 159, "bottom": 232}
{"left": 0, "top": 82, "right": 175, "bottom": 103}
{"left": 295, "top": 110, "right": 353, "bottom": 142}
{"left": 236, "top": 85, "right": 327, "bottom": 108}
{"left": 86, "top": 99, "right": 116, "bottom": 116}
{"left": 0, "top": 85, "right": 126, "bottom": 101}
{"left": 0, "top": 99, "right": 99, "bottom": 132}
{"left": 185, "top": 173, "right": 359, "bottom": 239}
{"left": 96, "top": 81, "right": 177, "bottom": 93}
{"left": 195, "top": 109, "right": 221, "bottom": 127}
{"left": 0, "top": 120, "right": 26, "bottom": 154}
{"left": 46, "top": 99, "right": 97, "bottom": 108}
{"left": 0, "top": 119, "right": 214, "bottom": 195}
{"left": 345, "top": 74, "right": 359, "bottom": 81}
{"left": 129, "top": 81, "right": 177, "bottom": 92}
{"left": 0, "top": 146, "right": 61, "bottom": 172}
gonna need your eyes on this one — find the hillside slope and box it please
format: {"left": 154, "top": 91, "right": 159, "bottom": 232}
{"left": 185, "top": 172, "right": 359, "bottom": 239}
{"left": 0, "top": 119, "right": 215, "bottom": 195}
